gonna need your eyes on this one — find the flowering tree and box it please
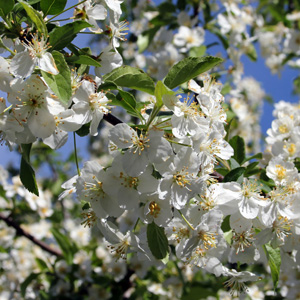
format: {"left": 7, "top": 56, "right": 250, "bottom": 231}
{"left": 0, "top": 0, "right": 300, "bottom": 299}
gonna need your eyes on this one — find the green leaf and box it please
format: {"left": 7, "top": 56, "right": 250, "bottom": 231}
{"left": 155, "top": 81, "right": 175, "bottom": 108}
{"left": 19, "top": 1, "right": 48, "bottom": 36}
{"left": 111, "top": 90, "right": 143, "bottom": 119}
{"left": 137, "top": 27, "right": 160, "bottom": 53}
{"left": 164, "top": 56, "right": 223, "bottom": 89}
{"left": 51, "top": 228, "right": 74, "bottom": 264}
{"left": 66, "top": 54, "right": 101, "bottom": 67}
{"left": 229, "top": 158, "right": 240, "bottom": 169}
{"left": 0, "top": 0, "right": 14, "bottom": 17}
{"left": 103, "top": 66, "right": 155, "bottom": 95}
{"left": 263, "top": 244, "right": 281, "bottom": 289}
{"left": 76, "top": 122, "right": 90, "bottom": 137}
{"left": 21, "top": 272, "right": 40, "bottom": 297}
{"left": 147, "top": 222, "right": 169, "bottom": 260}
{"left": 245, "top": 43, "right": 257, "bottom": 61}
{"left": 223, "top": 167, "right": 245, "bottom": 183}
{"left": 229, "top": 136, "right": 245, "bottom": 165}
{"left": 41, "top": 51, "right": 72, "bottom": 105}
{"left": 20, "top": 144, "right": 39, "bottom": 196}
{"left": 182, "top": 287, "right": 216, "bottom": 300}
{"left": 40, "top": 0, "right": 67, "bottom": 15}
{"left": 189, "top": 45, "right": 206, "bottom": 57}
{"left": 49, "top": 20, "right": 91, "bottom": 50}
{"left": 35, "top": 258, "right": 48, "bottom": 271}
{"left": 98, "top": 81, "right": 119, "bottom": 92}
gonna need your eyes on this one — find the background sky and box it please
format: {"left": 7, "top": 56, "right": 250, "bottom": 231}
{"left": 0, "top": 0, "right": 299, "bottom": 174}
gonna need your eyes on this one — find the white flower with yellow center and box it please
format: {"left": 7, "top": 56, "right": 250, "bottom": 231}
{"left": 72, "top": 79, "right": 111, "bottom": 136}
{"left": 266, "top": 157, "right": 298, "bottom": 185}
{"left": 76, "top": 160, "right": 122, "bottom": 219}
{"left": 108, "top": 123, "right": 173, "bottom": 177}
{"left": 8, "top": 75, "right": 56, "bottom": 139}
{"left": 140, "top": 194, "right": 173, "bottom": 227}
{"left": 11, "top": 33, "right": 59, "bottom": 78}
{"left": 158, "top": 147, "right": 205, "bottom": 209}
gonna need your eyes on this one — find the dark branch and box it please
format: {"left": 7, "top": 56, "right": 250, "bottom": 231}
{"left": 0, "top": 212, "right": 62, "bottom": 257}
{"left": 211, "top": 171, "right": 224, "bottom": 182}
{"left": 103, "top": 113, "right": 123, "bottom": 126}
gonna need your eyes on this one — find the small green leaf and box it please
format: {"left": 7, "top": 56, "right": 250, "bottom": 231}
{"left": 40, "top": 0, "right": 67, "bottom": 15}
{"left": 189, "top": 45, "right": 206, "bottom": 57}
{"left": 66, "top": 54, "right": 101, "bottom": 67}
{"left": 164, "top": 56, "right": 223, "bottom": 89}
{"left": 21, "top": 272, "right": 40, "bottom": 297}
{"left": 35, "top": 258, "right": 48, "bottom": 271}
{"left": 0, "top": 0, "right": 14, "bottom": 17}
{"left": 137, "top": 27, "right": 160, "bottom": 53}
{"left": 155, "top": 81, "right": 175, "bottom": 108}
{"left": 19, "top": 1, "right": 48, "bottom": 36}
{"left": 263, "top": 244, "right": 281, "bottom": 289}
{"left": 51, "top": 228, "right": 74, "bottom": 264}
{"left": 229, "top": 136, "right": 245, "bottom": 165}
{"left": 41, "top": 51, "right": 72, "bottom": 105}
{"left": 110, "top": 90, "right": 143, "bottom": 119}
{"left": 49, "top": 20, "right": 91, "bottom": 50}
{"left": 245, "top": 43, "right": 257, "bottom": 61}
{"left": 76, "top": 122, "right": 90, "bottom": 137}
{"left": 103, "top": 66, "right": 155, "bottom": 95}
{"left": 229, "top": 157, "right": 240, "bottom": 169}
{"left": 223, "top": 167, "right": 245, "bottom": 183}
{"left": 20, "top": 144, "right": 39, "bottom": 196}
{"left": 147, "top": 222, "right": 169, "bottom": 260}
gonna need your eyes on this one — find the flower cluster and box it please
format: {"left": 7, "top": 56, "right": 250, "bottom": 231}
{"left": 0, "top": 0, "right": 300, "bottom": 299}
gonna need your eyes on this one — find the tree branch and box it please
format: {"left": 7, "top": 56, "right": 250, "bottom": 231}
{"left": 103, "top": 113, "right": 123, "bottom": 126}
{"left": 0, "top": 212, "right": 62, "bottom": 257}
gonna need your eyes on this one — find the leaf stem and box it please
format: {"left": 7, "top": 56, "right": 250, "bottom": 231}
{"left": 47, "top": 0, "right": 88, "bottom": 23}
{"left": 217, "top": 157, "right": 231, "bottom": 170}
{"left": 178, "top": 210, "right": 195, "bottom": 231}
{"left": 73, "top": 132, "right": 80, "bottom": 176}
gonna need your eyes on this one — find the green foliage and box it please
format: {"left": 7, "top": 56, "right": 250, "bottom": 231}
{"left": 103, "top": 65, "right": 156, "bottom": 95}
{"left": 147, "top": 222, "right": 169, "bottom": 260}
{"left": 20, "top": 144, "right": 39, "bottom": 196}
{"left": 40, "top": 0, "right": 67, "bottom": 15}
{"left": 164, "top": 56, "right": 223, "bottom": 89}
{"left": 19, "top": 0, "right": 48, "bottom": 36}
{"left": 49, "top": 21, "right": 91, "bottom": 50}
{"left": 0, "top": 0, "right": 14, "bottom": 18}
{"left": 263, "top": 244, "right": 281, "bottom": 289}
{"left": 223, "top": 167, "right": 245, "bottom": 183}
{"left": 21, "top": 272, "right": 40, "bottom": 297}
{"left": 41, "top": 51, "right": 72, "bottom": 105}
{"left": 66, "top": 54, "right": 101, "bottom": 67}
{"left": 51, "top": 228, "right": 76, "bottom": 264}
{"left": 229, "top": 136, "right": 246, "bottom": 165}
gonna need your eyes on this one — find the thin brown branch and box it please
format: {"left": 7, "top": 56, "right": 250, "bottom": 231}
{"left": 0, "top": 212, "right": 62, "bottom": 257}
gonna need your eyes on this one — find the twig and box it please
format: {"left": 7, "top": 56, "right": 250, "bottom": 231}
{"left": 0, "top": 212, "right": 62, "bottom": 257}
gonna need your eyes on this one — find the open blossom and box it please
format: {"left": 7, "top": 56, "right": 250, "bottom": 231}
{"left": 108, "top": 123, "right": 173, "bottom": 176}
{"left": 72, "top": 79, "right": 112, "bottom": 136}
{"left": 10, "top": 34, "right": 58, "bottom": 78}
{"left": 8, "top": 75, "right": 57, "bottom": 139}
{"left": 74, "top": 0, "right": 107, "bottom": 33}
